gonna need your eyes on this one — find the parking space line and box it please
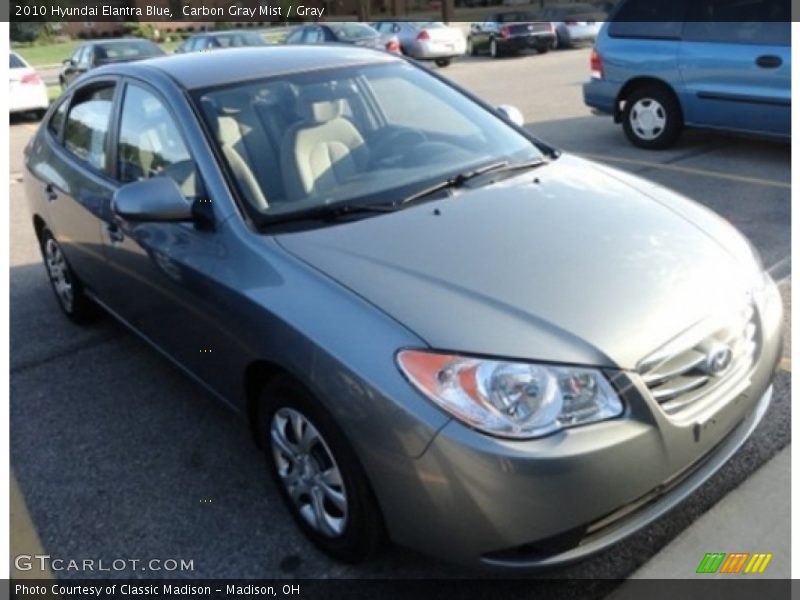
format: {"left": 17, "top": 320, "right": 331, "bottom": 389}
{"left": 578, "top": 153, "right": 791, "bottom": 190}
{"left": 10, "top": 469, "right": 54, "bottom": 579}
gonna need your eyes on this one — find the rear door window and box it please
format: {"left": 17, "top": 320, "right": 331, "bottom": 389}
{"left": 63, "top": 83, "right": 115, "bottom": 172}
{"left": 683, "top": 0, "right": 790, "bottom": 45}
{"left": 608, "top": 0, "right": 688, "bottom": 39}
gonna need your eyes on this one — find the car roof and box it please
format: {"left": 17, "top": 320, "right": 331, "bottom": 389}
{"left": 95, "top": 46, "right": 399, "bottom": 90}
{"left": 89, "top": 38, "right": 157, "bottom": 46}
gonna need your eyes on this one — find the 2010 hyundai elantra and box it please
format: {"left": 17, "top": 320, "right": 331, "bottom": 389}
{"left": 24, "top": 46, "right": 782, "bottom": 569}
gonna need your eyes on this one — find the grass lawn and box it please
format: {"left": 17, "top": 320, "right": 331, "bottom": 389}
{"left": 14, "top": 40, "right": 82, "bottom": 67}
{"left": 16, "top": 38, "right": 183, "bottom": 67}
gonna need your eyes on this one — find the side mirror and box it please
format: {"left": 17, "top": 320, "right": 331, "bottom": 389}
{"left": 63, "top": 58, "right": 73, "bottom": 65}
{"left": 112, "top": 177, "right": 193, "bottom": 222}
{"left": 496, "top": 104, "right": 525, "bottom": 128}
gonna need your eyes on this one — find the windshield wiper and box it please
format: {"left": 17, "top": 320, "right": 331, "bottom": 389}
{"left": 261, "top": 201, "right": 396, "bottom": 226}
{"left": 397, "top": 159, "right": 547, "bottom": 207}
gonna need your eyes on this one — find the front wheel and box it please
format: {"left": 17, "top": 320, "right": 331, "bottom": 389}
{"left": 435, "top": 58, "right": 452, "bottom": 68}
{"left": 622, "top": 85, "right": 683, "bottom": 149}
{"left": 466, "top": 37, "right": 476, "bottom": 56}
{"left": 536, "top": 44, "right": 550, "bottom": 54}
{"left": 258, "top": 376, "right": 385, "bottom": 563}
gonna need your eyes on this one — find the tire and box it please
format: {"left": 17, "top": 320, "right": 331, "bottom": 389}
{"left": 33, "top": 109, "right": 47, "bottom": 121}
{"left": 258, "top": 376, "right": 385, "bottom": 563}
{"left": 466, "top": 37, "right": 477, "bottom": 56}
{"left": 39, "top": 229, "right": 99, "bottom": 324}
{"left": 536, "top": 44, "right": 549, "bottom": 54}
{"left": 622, "top": 85, "right": 683, "bottom": 150}
{"left": 489, "top": 37, "right": 501, "bottom": 59}
{"left": 435, "top": 58, "right": 452, "bottom": 68}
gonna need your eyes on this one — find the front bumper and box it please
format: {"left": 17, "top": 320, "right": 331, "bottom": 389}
{"left": 370, "top": 281, "right": 783, "bottom": 568}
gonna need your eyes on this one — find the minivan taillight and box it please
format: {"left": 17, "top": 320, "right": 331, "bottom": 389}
{"left": 386, "top": 39, "right": 401, "bottom": 53}
{"left": 590, "top": 49, "right": 603, "bottom": 79}
{"left": 500, "top": 26, "right": 511, "bottom": 38}
{"left": 416, "top": 30, "right": 430, "bottom": 41}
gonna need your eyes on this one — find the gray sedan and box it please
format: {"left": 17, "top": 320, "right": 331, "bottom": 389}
{"left": 24, "top": 46, "right": 782, "bottom": 569}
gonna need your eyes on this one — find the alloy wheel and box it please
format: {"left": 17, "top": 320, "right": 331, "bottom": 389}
{"left": 270, "top": 407, "right": 348, "bottom": 538}
{"left": 45, "top": 238, "right": 74, "bottom": 313}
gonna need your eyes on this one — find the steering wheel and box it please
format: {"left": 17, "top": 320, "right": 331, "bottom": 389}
{"left": 370, "top": 128, "right": 428, "bottom": 167}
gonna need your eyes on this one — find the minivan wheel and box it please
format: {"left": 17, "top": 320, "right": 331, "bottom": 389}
{"left": 435, "top": 58, "right": 452, "bottom": 68}
{"left": 258, "top": 376, "right": 384, "bottom": 563}
{"left": 466, "top": 37, "right": 476, "bottom": 56}
{"left": 40, "top": 229, "right": 99, "bottom": 323}
{"left": 622, "top": 86, "right": 682, "bottom": 149}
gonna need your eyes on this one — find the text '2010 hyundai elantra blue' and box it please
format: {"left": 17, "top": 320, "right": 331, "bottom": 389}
{"left": 24, "top": 46, "right": 782, "bottom": 569}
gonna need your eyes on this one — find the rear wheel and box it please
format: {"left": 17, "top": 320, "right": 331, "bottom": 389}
{"left": 258, "top": 376, "right": 385, "bottom": 563}
{"left": 435, "top": 58, "right": 452, "bottom": 68}
{"left": 489, "top": 38, "right": 501, "bottom": 58}
{"left": 622, "top": 85, "right": 683, "bottom": 149}
{"left": 536, "top": 43, "right": 550, "bottom": 54}
{"left": 40, "top": 229, "right": 99, "bottom": 324}
{"left": 466, "top": 37, "right": 476, "bottom": 56}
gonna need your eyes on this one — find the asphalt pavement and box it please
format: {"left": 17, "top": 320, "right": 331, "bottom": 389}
{"left": 9, "top": 47, "right": 791, "bottom": 589}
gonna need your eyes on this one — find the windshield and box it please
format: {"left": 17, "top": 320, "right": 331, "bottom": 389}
{"left": 193, "top": 61, "right": 543, "bottom": 223}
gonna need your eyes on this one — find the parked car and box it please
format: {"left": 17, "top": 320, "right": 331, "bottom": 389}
{"left": 174, "top": 30, "right": 268, "bottom": 54}
{"left": 25, "top": 46, "right": 782, "bottom": 569}
{"left": 58, "top": 39, "right": 165, "bottom": 88}
{"left": 10, "top": 52, "right": 49, "bottom": 119}
{"left": 538, "top": 2, "right": 605, "bottom": 49}
{"left": 284, "top": 22, "right": 400, "bottom": 54}
{"left": 467, "top": 12, "right": 555, "bottom": 58}
{"left": 372, "top": 21, "right": 466, "bottom": 67}
{"left": 583, "top": 0, "right": 790, "bottom": 149}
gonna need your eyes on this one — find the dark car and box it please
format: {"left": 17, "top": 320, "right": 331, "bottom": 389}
{"left": 174, "top": 30, "right": 268, "bottom": 54}
{"left": 58, "top": 39, "right": 164, "bottom": 88}
{"left": 25, "top": 47, "right": 782, "bottom": 569}
{"left": 467, "top": 12, "right": 556, "bottom": 58}
{"left": 284, "top": 22, "right": 397, "bottom": 53}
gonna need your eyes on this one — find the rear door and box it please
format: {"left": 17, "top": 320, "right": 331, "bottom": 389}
{"left": 678, "top": 0, "right": 790, "bottom": 136}
{"left": 36, "top": 80, "right": 119, "bottom": 289}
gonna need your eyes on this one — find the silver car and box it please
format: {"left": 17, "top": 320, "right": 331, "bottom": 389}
{"left": 540, "top": 2, "right": 605, "bottom": 48}
{"left": 25, "top": 46, "right": 782, "bottom": 569}
{"left": 373, "top": 21, "right": 467, "bottom": 67}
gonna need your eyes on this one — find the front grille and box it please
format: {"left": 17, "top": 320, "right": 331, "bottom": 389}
{"left": 638, "top": 302, "right": 760, "bottom": 416}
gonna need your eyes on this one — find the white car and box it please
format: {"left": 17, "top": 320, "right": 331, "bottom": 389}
{"left": 10, "top": 52, "right": 49, "bottom": 118}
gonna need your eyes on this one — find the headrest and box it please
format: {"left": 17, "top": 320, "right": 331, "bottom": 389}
{"left": 305, "top": 99, "right": 344, "bottom": 124}
{"left": 299, "top": 83, "right": 345, "bottom": 123}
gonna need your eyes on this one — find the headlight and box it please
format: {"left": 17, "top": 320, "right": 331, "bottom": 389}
{"left": 397, "top": 350, "right": 624, "bottom": 439}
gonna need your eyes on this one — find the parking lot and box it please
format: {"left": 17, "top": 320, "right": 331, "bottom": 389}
{"left": 9, "top": 47, "right": 791, "bottom": 587}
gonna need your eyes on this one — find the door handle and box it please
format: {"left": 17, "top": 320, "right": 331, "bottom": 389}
{"left": 756, "top": 55, "right": 782, "bottom": 69}
{"left": 107, "top": 223, "right": 124, "bottom": 244}
{"left": 44, "top": 183, "right": 57, "bottom": 202}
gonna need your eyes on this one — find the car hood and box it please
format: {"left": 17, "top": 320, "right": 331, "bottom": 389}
{"left": 276, "top": 154, "right": 758, "bottom": 369}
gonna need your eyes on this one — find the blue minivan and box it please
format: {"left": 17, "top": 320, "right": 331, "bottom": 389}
{"left": 583, "top": 0, "right": 790, "bottom": 149}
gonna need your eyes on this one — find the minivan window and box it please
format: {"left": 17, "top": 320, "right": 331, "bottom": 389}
{"left": 117, "top": 83, "right": 196, "bottom": 197}
{"left": 63, "top": 84, "right": 115, "bottom": 171}
{"left": 608, "top": 0, "right": 687, "bottom": 39}
{"left": 683, "top": 0, "right": 790, "bottom": 45}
